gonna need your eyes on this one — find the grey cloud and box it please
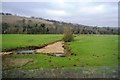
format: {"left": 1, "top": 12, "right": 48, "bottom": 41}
{"left": 2, "top": 2, "right": 118, "bottom": 27}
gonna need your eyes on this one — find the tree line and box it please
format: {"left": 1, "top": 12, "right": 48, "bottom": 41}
{"left": 1, "top": 13, "right": 119, "bottom": 34}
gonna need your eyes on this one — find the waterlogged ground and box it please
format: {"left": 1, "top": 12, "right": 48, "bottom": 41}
{"left": 1, "top": 34, "right": 119, "bottom": 78}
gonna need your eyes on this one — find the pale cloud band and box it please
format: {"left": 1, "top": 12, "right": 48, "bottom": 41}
{"left": 1, "top": 1, "right": 118, "bottom": 27}
{"left": 1, "top": 0, "right": 120, "bottom": 2}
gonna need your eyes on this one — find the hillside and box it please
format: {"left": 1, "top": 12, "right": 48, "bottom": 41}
{"left": 1, "top": 13, "right": 118, "bottom": 34}
{"left": 2, "top": 15, "right": 53, "bottom": 25}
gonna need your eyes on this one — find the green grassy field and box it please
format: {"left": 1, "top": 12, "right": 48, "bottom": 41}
{"left": 2, "top": 34, "right": 118, "bottom": 70}
{"left": 1, "top": 34, "right": 63, "bottom": 51}
{"left": 69, "top": 35, "right": 118, "bottom": 66}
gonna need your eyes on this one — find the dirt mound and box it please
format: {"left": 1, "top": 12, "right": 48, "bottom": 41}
{"left": 36, "top": 41, "right": 64, "bottom": 54}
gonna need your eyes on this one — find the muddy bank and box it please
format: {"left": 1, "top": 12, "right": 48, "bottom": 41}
{"left": 36, "top": 41, "right": 64, "bottom": 54}
{"left": 0, "top": 52, "right": 13, "bottom": 55}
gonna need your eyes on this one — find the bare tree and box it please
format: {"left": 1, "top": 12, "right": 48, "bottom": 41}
{"left": 63, "top": 27, "right": 73, "bottom": 42}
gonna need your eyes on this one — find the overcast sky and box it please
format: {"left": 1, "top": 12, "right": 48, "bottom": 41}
{"left": 2, "top": 1, "right": 118, "bottom": 27}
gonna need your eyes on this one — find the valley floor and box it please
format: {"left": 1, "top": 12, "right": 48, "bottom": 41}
{"left": 1, "top": 34, "right": 118, "bottom": 78}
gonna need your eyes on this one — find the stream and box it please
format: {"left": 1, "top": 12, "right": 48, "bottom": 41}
{"left": 15, "top": 49, "right": 66, "bottom": 57}
{"left": 2, "top": 41, "right": 66, "bottom": 57}
{"left": 16, "top": 50, "right": 35, "bottom": 54}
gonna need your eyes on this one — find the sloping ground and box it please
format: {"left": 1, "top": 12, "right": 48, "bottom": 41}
{"left": 2, "top": 15, "right": 53, "bottom": 25}
{"left": 36, "top": 41, "right": 64, "bottom": 54}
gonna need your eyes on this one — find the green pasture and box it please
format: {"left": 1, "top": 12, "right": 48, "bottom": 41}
{"left": 1, "top": 34, "right": 63, "bottom": 51}
{"left": 2, "top": 34, "right": 118, "bottom": 70}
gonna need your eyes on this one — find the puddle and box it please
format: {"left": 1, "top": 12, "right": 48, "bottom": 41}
{"left": 16, "top": 50, "right": 35, "bottom": 54}
{"left": 53, "top": 54, "right": 66, "bottom": 57}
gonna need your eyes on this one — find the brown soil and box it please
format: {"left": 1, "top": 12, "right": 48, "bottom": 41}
{"left": 0, "top": 52, "right": 13, "bottom": 55}
{"left": 36, "top": 41, "right": 64, "bottom": 54}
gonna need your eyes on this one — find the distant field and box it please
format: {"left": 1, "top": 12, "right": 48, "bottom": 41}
{"left": 1, "top": 34, "right": 63, "bottom": 51}
{"left": 2, "top": 34, "right": 118, "bottom": 70}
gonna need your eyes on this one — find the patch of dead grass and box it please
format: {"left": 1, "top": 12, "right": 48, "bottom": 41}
{"left": 2, "top": 58, "right": 34, "bottom": 70}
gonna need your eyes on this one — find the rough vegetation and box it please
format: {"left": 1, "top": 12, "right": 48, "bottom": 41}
{"left": 63, "top": 27, "right": 73, "bottom": 42}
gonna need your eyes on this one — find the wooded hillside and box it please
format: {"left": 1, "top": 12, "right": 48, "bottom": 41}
{"left": 1, "top": 13, "right": 118, "bottom": 34}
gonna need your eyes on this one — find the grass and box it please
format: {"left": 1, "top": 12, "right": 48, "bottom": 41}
{"left": 1, "top": 34, "right": 63, "bottom": 51}
{"left": 2, "top": 34, "right": 118, "bottom": 70}
{"left": 69, "top": 35, "right": 118, "bottom": 66}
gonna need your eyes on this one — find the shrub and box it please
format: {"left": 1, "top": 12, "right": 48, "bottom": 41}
{"left": 63, "top": 27, "right": 73, "bottom": 42}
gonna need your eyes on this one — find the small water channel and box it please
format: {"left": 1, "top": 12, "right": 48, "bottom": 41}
{"left": 3, "top": 41, "right": 66, "bottom": 57}
{"left": 16, "top": 50, "right": 35, "bottom": 54}
{"left": 15, "top": 50, "right": 66, "bottom": 57}
{"left": 53, "top": 53, "right": 66, "bottom": 57}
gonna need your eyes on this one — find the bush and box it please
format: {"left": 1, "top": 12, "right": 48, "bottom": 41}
{"left": 63, "top": 27, "right": 73, "bottom": 42}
